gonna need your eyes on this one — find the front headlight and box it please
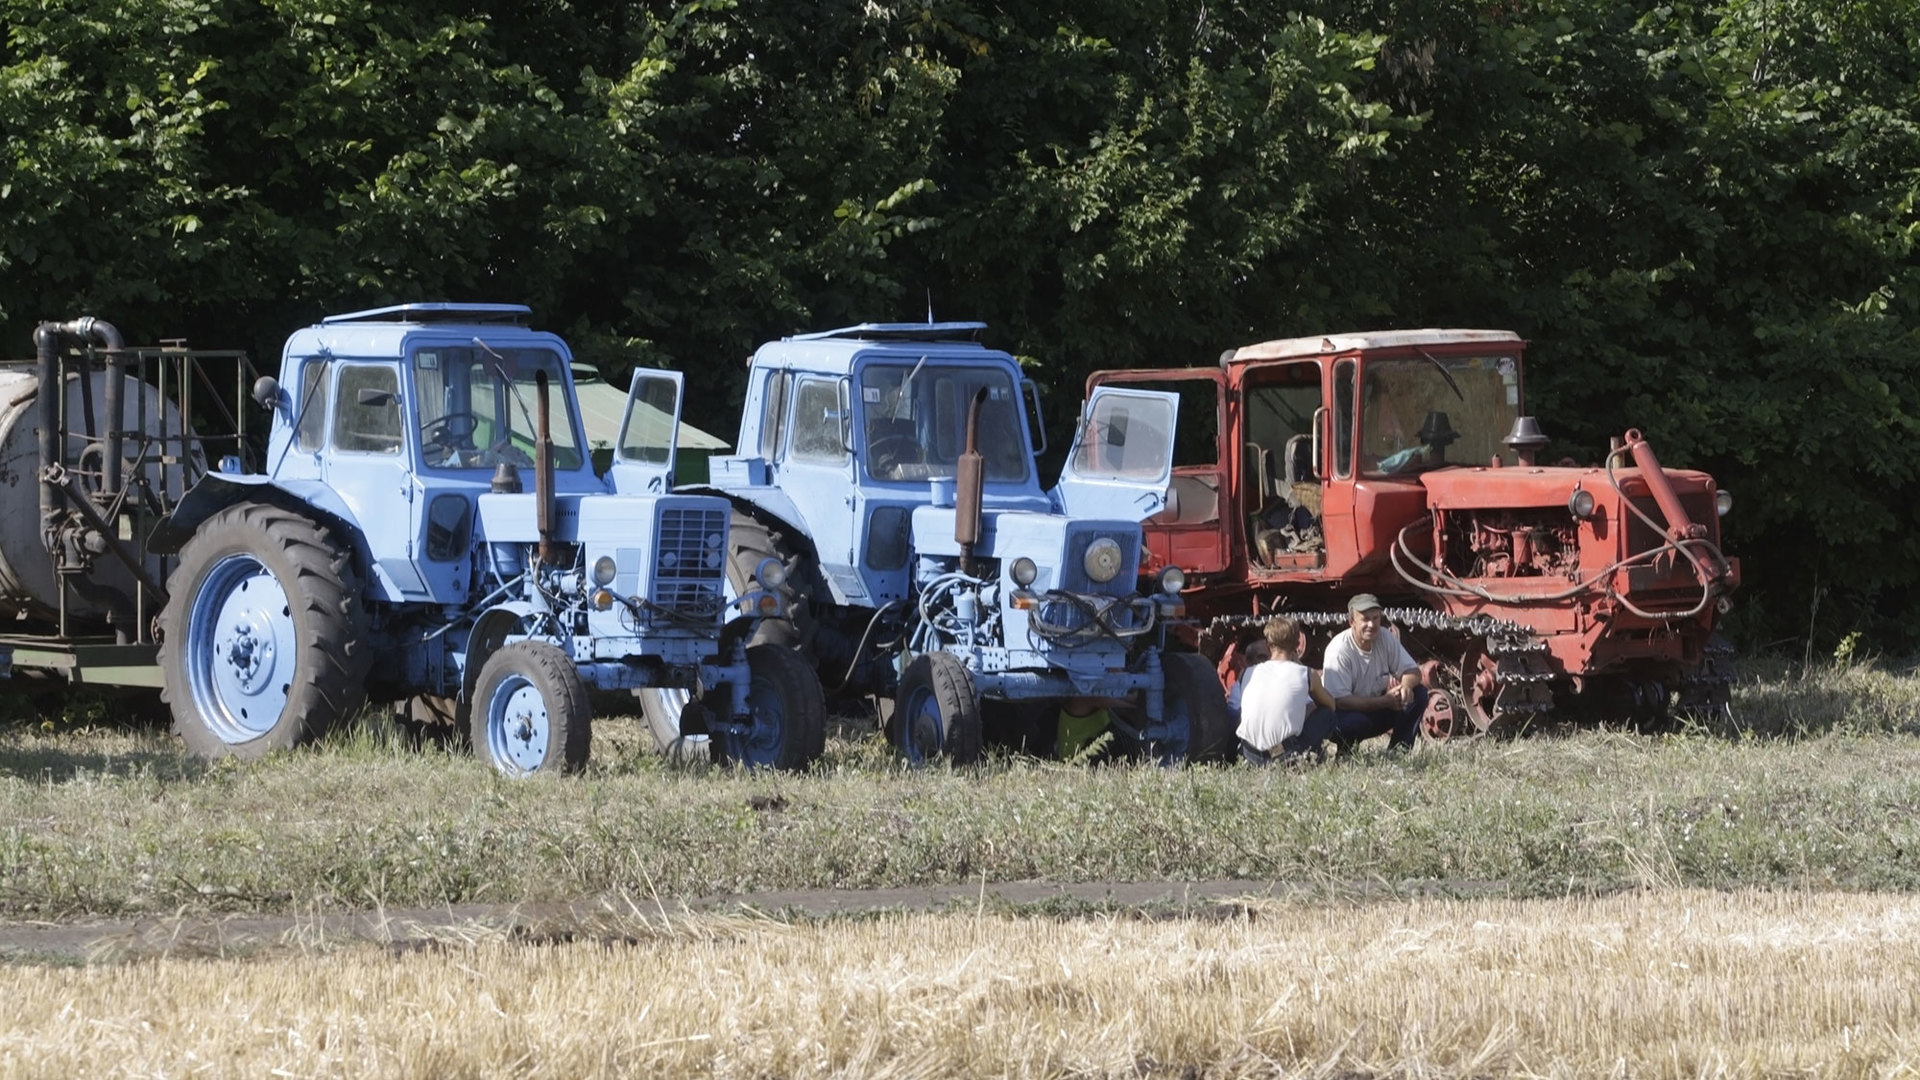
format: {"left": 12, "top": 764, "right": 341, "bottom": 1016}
{"left": 1158, "top": 565, "right": 1186, "bottom": 595}
{"left": 1567, "top": 488, "right": 1596, "bottom": 519}
{"left": 1715, "top": 490, "right": 1733, "bottom": 517}
{"left": 1010, "top": 556, "right": 1038, "bottom": 587}
{"left": 755, "top": 556, "right": 789, "bottom": 590}
{"left": 1083, "top": 537, "right": 1124, "bottom": 584}
{"left": 592, "top": 555, "right": 618, "bottom": 587}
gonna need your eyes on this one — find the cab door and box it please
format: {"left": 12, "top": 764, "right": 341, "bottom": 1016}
{"left": 1083, "top": 368, "right": 1229, "bottom": 575}
{"left": 1050, "top": 385, "right": 1181, "bottom": 522}
{"left": 607, "top": 369, "right": 684, "bottom": 494}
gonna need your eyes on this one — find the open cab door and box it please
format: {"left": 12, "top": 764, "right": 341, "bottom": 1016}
{"left": 1050, "top": 385, "right": 1180, "bottom": 521}
{"left": 607, "top": 369, "right": 684, "bottom": 494}
{"left": 1086, "top": 367, "right": 1232, "bottom": 576}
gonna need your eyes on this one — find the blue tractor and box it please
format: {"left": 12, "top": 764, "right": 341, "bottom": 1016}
{"left": 150, "top": 304, "right": 823, "bottom": 773}
{"left": 659, "top": 322, "right": 1231, "bottom": 763}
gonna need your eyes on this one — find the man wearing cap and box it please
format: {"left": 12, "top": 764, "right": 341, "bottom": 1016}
{"left": 1320, "top": 594, "right": 1427, "bottom": 752}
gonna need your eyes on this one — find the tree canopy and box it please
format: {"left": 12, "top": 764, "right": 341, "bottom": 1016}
{"left": 3, "top": 0, "right": 1916, "bottom": 648}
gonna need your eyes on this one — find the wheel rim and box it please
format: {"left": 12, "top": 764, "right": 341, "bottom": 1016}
{"left": 484, "top": 674, "right": 552, "bottom": 775}
{"left": 727, "top": 670, "right": 788, "bottom": 767}
{"left": 641, "top": 688, "right": 709, "bottom": 761}
{"left": 186, "top": 553, "right": 297, "bottom": 745}
{"left": 901, "top": 685, "right": 944, "bottom": 765}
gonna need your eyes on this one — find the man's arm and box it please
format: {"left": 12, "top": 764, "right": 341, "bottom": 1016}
{"left": 1309, "top": 670, "right": 1336, "bottom": 709}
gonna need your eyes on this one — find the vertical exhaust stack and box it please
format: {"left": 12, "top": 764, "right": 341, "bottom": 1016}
{"left": 535, "top": 370, "right": 556, "bottom": 567}
{"left": 954, "top": 387, "right": 988, "bottom": 576}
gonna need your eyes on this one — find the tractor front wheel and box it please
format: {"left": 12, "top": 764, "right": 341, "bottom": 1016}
{"left": 894, "top": 652, "right": 982, "bottom": 766}
{"left": 712, "top": 644, "right": 826, "bottom": 770}
{"left": 1160, "top": 651, "right": 1234, "bottom": 764}
{"left": 159, "top": 503, "right": 369, "bottom": 760}
{"left": 469, "top": 641, "right": 591, "bottom": 776}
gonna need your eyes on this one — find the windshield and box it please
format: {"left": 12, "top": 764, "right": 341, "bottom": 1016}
{"left": 1360, "top": 352, "right": 1520, "bottom": 476}
{"left": 413, "top": 344, "right": 583, "bottom": 470}
{"left": 858, "top": 362, "right": 1030, "bottom": 482}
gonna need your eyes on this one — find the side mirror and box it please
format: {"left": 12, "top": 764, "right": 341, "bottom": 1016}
{"left": 252, "top": 375, "right": 283, "bottom": 409}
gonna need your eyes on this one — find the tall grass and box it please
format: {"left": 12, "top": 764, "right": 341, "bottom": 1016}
{"left": 2, "top": 889, "right": 1917, "bottom": 1078}
{"left": 4, "top": 657, "right": 1920, "bottom": 918}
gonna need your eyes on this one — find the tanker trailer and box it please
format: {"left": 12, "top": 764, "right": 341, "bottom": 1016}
{"left": 0, "top": 319, "right": 247, "bottom": 699}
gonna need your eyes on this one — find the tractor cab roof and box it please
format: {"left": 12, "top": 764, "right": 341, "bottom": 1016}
{"left": 786, "top": 322, "right": 987, "bottom": 344}
{"left": 754, "top": 322, "right": 1005, "bottom": 375}
{"left": 1226, "top": 329, "right": 1522, "bottom": 365}
{"left": 286, "top": 304, "right": 567, "bottom": 363}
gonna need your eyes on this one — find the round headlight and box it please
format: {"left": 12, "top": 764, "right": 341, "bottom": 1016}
{"left": 1082, "top": 537, "right": 1124, "bottom": 584}
{"left": 592, "top": 555, "right": 618, "bottom": 586}
{"left": 1158, "top": 566, "right": 1186, "bottom": 595}
{"left": 755, "top": 556, "right": 789, "bottom": 590}
{"left": 1715, "top": 489, "right": 1733, "bottom": 517}
{"left": 1010, "top": 556, "right": 1038, "bottom": 588}
{"left": 1567, "top": 488, "right": 1596, "bottom": 519}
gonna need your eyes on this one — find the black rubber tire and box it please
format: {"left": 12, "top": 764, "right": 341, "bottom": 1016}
{"left": 893, "top": 652, "right": 983, "bottom": 765}
{"left": 468, "top": 640, "right": 591, "bottom": 776}
{"left": 725, "top": 507, "right": 817, "bottom": 652}
{"left": 158, "top": 502, "right": 370, "bottom": 760}
{"left": 1163, "top": 651, "right": 1234, "bottom": 764}
{"left": 712, "top": 643, "right": 826, "bottom": 770}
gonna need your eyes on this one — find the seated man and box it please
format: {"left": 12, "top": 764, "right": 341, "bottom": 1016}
{"left": 1236, "top": 617, "right": 1335, "bottom": 764}
{"left": 1320, "top": 594, "right": 1427, "bottom": 752}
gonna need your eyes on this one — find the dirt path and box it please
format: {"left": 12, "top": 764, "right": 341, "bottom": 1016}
{"left": 0, "top": 879, "right": 1330, "bottom": 963}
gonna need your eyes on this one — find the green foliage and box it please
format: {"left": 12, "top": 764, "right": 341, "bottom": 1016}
{"left": 1, "top": 0, "right": 1915, "bottom": 644}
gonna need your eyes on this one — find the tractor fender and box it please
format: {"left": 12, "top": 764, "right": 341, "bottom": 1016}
{"left": 460, "top": 602, "right": 545, "bottom": 703}
{"left": 679, "top": 484, "right": 819, "bottom": 561}
{"left": 149, "top": 473, "right": 413, "bottom": 602}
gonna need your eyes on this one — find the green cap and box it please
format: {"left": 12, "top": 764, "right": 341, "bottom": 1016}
{"left": 1347, "top": 593, "right": 1383, "bottom": 614}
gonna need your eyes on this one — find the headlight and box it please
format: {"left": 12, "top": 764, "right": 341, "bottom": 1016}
{"left": 592, "top": 555, "right": 618, "bottom": 586}
{"left": 1715, "top": 490, "right": 1733, "bottom": 517}
{"left": 1158, "top": 566, "right": 1185, "bottom": 595}
{"left": 755, "top": 556, "right": 789, "bottom": 590}
{"left": 1082, "top": 537, "right": 1124, "bottom": 584}
{"left": 1010, "top": 556, "right": 1038, "bottom": 587}
{"left": 1567, "top": 488, "right": 1596, "bottom": 519}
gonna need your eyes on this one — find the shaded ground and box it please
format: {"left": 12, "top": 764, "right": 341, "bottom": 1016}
{"left": 0, "top": 878, "right": 1510, "bottom": 963}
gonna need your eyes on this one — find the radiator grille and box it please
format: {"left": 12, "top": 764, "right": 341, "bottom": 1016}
{"left": 651, "top": 506, "right": 728, "bottom": 618}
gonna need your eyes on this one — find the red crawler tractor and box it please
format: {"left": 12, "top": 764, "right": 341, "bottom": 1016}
{"left": 1090, "top": 330, "right": 1739, "bottom": 733}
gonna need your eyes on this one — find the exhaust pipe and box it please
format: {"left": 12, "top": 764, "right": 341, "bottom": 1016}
{"left": 955, "top": 387, "right": 988, "bottom": 576}
{"left": 1622, "top": 428, "right": 1723, "bottom": 585}
{"left": 535, "top": 369, "right": 557, "bottom": 566}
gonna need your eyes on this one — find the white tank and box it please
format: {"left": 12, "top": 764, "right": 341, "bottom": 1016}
{"left": 0, "top": 366, "right": 198, "bottom": 626}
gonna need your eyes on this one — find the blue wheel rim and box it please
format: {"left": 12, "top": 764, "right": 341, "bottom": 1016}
{"left": 484, "top": 674, "right": 552, "bottom": 775}
{"left": 1158, "top": 691, "right": 1193, "bottom": 765}
{"left": 185, "top": 553, "right": 297, "bottom": 745}
{"left": 901, "top": 685, "right": 944, "bottom": 765}
{"left": 726, "top": 668, "right": 788, "bottom": 768}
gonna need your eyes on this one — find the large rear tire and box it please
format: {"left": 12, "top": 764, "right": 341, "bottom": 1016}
{"left": 894, "top": 652, "right": 982, "bottom": 765}
{"left": 713, "top": 644, "right": 826, "bottom": 770}
{"left": 469, "top": 641, "right": 591, "bottom": 776}
{"left": 1161, "top": 651, "right": 1234, "bottom": 764}
{"left": 158, "top": 503, "right": 369, "bottom": 760}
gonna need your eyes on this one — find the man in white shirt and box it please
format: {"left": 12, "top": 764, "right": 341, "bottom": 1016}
{"left": 1236, "top": 616, "right": 1334, "bottom": 763}
{"left": 1320, "top": 594, "right": 1427, "bottom": 752}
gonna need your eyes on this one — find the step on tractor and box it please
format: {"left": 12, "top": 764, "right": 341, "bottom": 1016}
{"left": 1091, "top": 329, "right": 1739, "bottom": 735}
{"left": 6, "top": 307, "right": 823, "bottom": 773}
{"left": 645, "top": 322, "right": 1231, "bottom": 764}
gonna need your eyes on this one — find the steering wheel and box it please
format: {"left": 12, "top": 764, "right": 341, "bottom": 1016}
{"left": 421, "top": 410, "right": 480, "bottom": 447}
{"left": 867, "top": 433, "right": 922, "bottom": 476}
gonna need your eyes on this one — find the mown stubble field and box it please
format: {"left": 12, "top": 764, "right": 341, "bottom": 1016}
{"left": 3, "top": 657, "right": 1919, "bottom": 1077}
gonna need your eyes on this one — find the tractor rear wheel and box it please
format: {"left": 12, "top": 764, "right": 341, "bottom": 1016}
{"left": 159, "top": 503, "right": 369, "bottom": 760}
{"left": 712, "top": 644, "right": 826, "bottom": 770}
{"left": 894, "top": 652, "right": 982, "bottom": 765}
{"left": 469, "top": 641, "right": 591, "bottom": 776}
{"left": 1161, "top": 651, "right": 1234, "bottom": 764}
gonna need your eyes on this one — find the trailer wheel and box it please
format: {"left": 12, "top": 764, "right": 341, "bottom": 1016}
{"left": 1161, "top": 651, "right": 1234, "bottom": 764}
{"left": 894, "top": 652, "right": 982, "bottom": 765}
{"left": 713, "top": 644, "right": 826, "bottom": 770}
{"left": 159, "top": 503, "right": 369, "bottom": 760}
{"left": 469, "top": 641, "right": 591, "bottom": 776}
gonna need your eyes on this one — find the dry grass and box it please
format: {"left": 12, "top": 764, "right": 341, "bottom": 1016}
{"left": 0, "top": 889, "right": 1916, "bottom": 1078}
